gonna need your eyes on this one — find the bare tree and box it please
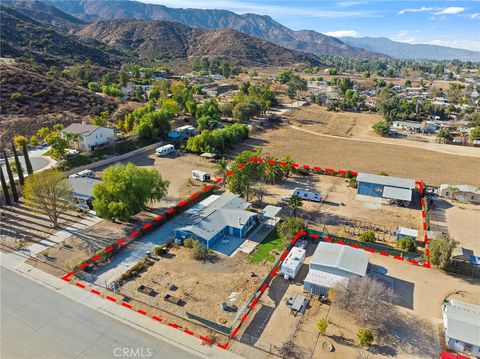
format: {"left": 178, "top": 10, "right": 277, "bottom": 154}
{"left": 332, "top": 276, "right": 397, "bottom": 330}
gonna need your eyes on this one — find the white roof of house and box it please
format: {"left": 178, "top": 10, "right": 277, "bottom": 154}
{"left": 304, "top": 269, "right": 349, "bottom": 288}
{"left": 310, "top": 242, "right": 370, "bottom": 277}
{"left": 357, "top": 173, "right": 416, "bottom": 190}
{"left": 62, "top": 123, "right": 102, "bottom": 136}
{"left": 383, "top": 186, "right": 412, "bottom": 201}
{"left": 444, "top": 300, "right": 480, "bottom": 346}
{"left": 397, "top": 227, "right": 419, "bottom": 238}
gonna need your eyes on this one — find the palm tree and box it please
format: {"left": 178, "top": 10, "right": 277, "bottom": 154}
{"left": 11, "top": 141, "right": 24, "bottom": 185}
{"left": 288, "top": 195, "right": 303, "bottom": 217}
{"left": 263, "top": 156, "right": 283, "bottom": 184}
{"left": 281, "top": 155, "right": 294, "bottom": 178}
{"left": 214, "top": 158, "right": 229, "bottom": 181}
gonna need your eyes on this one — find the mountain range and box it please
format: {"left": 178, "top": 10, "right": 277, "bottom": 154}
{"left": 340, "top": 37, "right": 480, "bottom": 62}
{"left": 43, "top": 0, "right": 479, "bottom": 62}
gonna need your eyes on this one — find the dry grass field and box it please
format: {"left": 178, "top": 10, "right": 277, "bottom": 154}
{"left": 245, "top": 124, "right": 480, "bottom": 186}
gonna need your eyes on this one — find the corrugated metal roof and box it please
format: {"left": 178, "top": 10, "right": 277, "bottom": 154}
{"left": 357, "top": 173, "right": 416, "bottom": 189}
{"left": 444, "top": 300, "right": 480, "bottom": 346}
{"left": 310, "top": 242, "right": 370, "bottom": 277}
{"left": 304, "top": 269, "right": 349, "bottom": 288}
{"left": 383, "top": 186, "right": 412, "bottom": 201}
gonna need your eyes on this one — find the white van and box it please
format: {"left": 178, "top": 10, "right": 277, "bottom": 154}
{"left": 192, "top": 170, "right": 211, "bottom": 182}
{"left": 156, "top": 144, "right": 175, "bottom": 156}
{"left": 69, "top": 169, "right": 95, "bottom": 179}
{"left": 291, "top": 188, "right": 321, "bottom": 202}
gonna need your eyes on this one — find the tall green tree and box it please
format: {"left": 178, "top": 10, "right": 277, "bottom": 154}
{"left": 22, "top": 143, "right": 34, "bottom": 175}
{"left": 214, "top": 158, "right": 229, "bottom": 180}
{"left": 0, "top": 162, "right": 11, "bottom": 205}
{"left": 11, "top": 142, "right": 24, "bottom": 185}
{"left": 288, "top": 195, "right": 303, "bottom": 217}
{"left": 429, "top": 234, "right": 458, "bottom": 269}
{"left": 3, "top": 151, "right": 18, "bottom": 202}
{"left": 24, "top": 169, "right": 74, "bottom": 228}
{"left": 93, "top": 163, "right": 169, "bottom": 221}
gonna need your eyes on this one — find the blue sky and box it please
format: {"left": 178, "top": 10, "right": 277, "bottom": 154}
{"left": 142, "top": 1, "right": 480, "bottom": 51}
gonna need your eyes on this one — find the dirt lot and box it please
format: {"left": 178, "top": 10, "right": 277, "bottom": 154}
{"left": 429, "top": 198, "right": 480, "bottom": 253}
{"left": 97, "top": 152, "right": 217, "bottom": 209}
{"left": 286, "top": 104, "right": 379, "bottom": 139}
{"left": 0, "top": 202, "right": 81, "bottom": 251}
{"left": 259, "top": 173, "right": 422, "bottom": 247}
{"left": 243, "top": 126, "right": 480, "bottom": 186}
{"left": 120, "top": 245, "right": 270, "bottom": 326}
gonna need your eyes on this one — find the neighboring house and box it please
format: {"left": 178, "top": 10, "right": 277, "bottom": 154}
{"left": 391, "top": 121, "right": 422, "bottom": 132}
{"left": 68, "top": 177, "right": 102, "bottom": 212}
{"left": 438, "top": 184, "right": 480, "bottom": 204}
{"left": 442, "top": 300, "right": 480, "bottom": 357}
{"left": 175, "top": 194, "right": 260, "bottom": 250}
{"left": 168, "top": 125, "right": 197, "bottom": 140}
{"left": 61, "top": 124, "right": 115, "bottom": 152}
{"left": 356, "top": 173, "right": 416, "bottom": 205}
{"left": 304, "top": 242, "right": 370, "bottom": 295}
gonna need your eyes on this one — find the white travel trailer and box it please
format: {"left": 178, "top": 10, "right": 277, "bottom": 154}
{"left": 281, "top": 247, "right": 306, "bottom": 280}
{"left": 68, "top": 169, "right": 95, "bottom": 179}
{"left": 192, "top": 170, "right": 211, "bottom": 182}
{"left": 292, "top": 188, "right": 321, "bottom": 202}
{"left": 155, "top": 144, "right": 175, "bottom": 156}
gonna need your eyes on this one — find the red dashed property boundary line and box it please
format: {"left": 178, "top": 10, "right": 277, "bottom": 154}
{"left": 60, "top": 275, "right": 230, "bottom": 350}
{"left": 60, "top": 156, "right": 430, "bottom": 349}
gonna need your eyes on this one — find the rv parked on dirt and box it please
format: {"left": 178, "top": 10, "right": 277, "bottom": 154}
{"left": 291, "top": 188, "right": 321, "bottom": 202}
{"left": 68, "top": 169, "right": 95, "bottom": 179}
{"left": 156, "top": 144, "right": 175, "bottom": 156}
{"left": 192, "top": 170, "right": 211, "bottom": 182}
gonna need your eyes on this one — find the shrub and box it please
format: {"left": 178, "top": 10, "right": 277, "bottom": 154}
{"left": 429, "top": 233, "right": 458, "bottom": 269}
{"left": 357, "top": 329, "right": 374, "bottom": 347}
{"left": 317, "top": 319, "right": 328, "bottom": 335}
{"left": 184, "top": 237, "right": 197, "bottom": 248}
{"left": 29, "top": 135, "right": 40, "bottom": 147}
{"left": 359, "top": 230, "right": 376, "bottom": 243}
{"left": 372, "top": 121, "right": 390, "bottom": 136}
{"left": 277, "top": 217, "right": 306, "bottom": 240}
{"left": 396, "top": 237, "right": 417, "bottom": 252}
{"left": 10, "top": 92, "right": 22, "bottom": 100}
{"left": 192, "top": 242, "right": 209, "bottom": 260}
{"left": 154, "top": 246, "right": 166, "bottom": 256}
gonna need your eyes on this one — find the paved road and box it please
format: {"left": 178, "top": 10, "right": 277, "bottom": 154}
{"left": 0, "top": 268, "right": 200, "bottom": 359}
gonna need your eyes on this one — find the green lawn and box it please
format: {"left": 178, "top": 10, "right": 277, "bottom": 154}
{"left": 248, "top": 229, "right": 287, "bottom": 264}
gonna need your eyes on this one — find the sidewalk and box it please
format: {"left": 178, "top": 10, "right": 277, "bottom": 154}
{"left": 0, "top": 251, "right": 243, "bottom": 359}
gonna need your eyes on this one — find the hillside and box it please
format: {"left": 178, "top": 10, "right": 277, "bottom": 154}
{"left": 340, "top": 37, "right": 480, "bottom": 62}
{"left": 0, "top": 5, "right": 125, "bottom": 67}
{"left": 77, "top": 20, "right": 322, "bottom": 66}
{"left": 45, "top": 0, "right": 380, "bottom": 58}
{"left": 6, "top": 0, "right": 85, "bottom": 31}
{"left": 0, "top": 64, "right": 118, "bottom": 139}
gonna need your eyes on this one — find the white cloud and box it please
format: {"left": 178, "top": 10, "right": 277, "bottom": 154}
{"left": 469, "top": 13, "right": 480, "bottom": 19}
{"left": 324, "top": 30, "right": 359, "bottom": 37}
{"left": 433, "top": 7, "right": 465, "bottom": 15}
{"left": 398, "top": 6, "right": 433, "bottom": 15}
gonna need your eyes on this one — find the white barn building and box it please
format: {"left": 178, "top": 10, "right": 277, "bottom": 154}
{"left": 304, "top": 242, "right": 370, "bottom": 295}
